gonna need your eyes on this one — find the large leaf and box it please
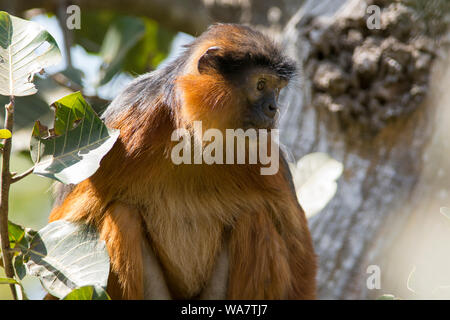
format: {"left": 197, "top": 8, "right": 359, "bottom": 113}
{"left": 290, "top": 152, "right": 344, "bottom": 218}
{"left": 25, "top": 220, "right": 110, "bottom": 299}
{"left": 63, "top": 285, "right": 111, "bottom": 300}
{"left": 7, "top": 221, "right": 35, "bottom": 281}
{"left": 97, "top": 16, "right": 146, "bottom": 86}
{"left": 30, "top": 91, "right": 119, "bottom": 184}
{"left": 0, "top": 11, "right": 61, "bottom": 96}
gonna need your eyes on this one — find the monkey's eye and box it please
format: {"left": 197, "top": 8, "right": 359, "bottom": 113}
{"left": 257, "top": 79, "right": 266, "bottom": 91}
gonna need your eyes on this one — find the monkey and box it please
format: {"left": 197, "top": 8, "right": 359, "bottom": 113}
{"left": 49, "top": 23, "right": 317, "bottom": 300}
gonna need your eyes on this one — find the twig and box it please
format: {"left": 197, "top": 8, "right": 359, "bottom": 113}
{"left": 11, "top": 166, "right": 35, "bottom": 184}
{"left": 49, "top": 72, "right": 111, "bottom": 107}
{"left": 0, "top": 97, "right": 18, "bottom": 299}
{"left": 50, "top": 72, "right": 82, "bottom": 91}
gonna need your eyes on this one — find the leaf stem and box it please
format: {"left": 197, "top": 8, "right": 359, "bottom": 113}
{"left": 11, "top": 166, "right": 35, "bottom": 184}
{"left": 0, "top": 96, "right": 18, "bottom": 300}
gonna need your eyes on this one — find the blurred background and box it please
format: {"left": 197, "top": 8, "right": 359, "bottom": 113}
{"left": 0, "top": 0, "right": 449, "bottom": 299}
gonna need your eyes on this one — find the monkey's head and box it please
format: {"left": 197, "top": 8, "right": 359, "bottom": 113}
{"left": 176, "top": 24, "right": 297, "bottom": 132}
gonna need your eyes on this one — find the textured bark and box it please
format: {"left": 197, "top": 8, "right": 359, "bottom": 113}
{"left": 278, "top": 0, "right": 450, "bottom": 299}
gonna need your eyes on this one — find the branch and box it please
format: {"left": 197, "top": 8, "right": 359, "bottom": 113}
{"left": 11, "top": 167, "right": 35, "bottom": 184}
{"left": 0, "top": 99, "right": 18, "bottom": 300}
{"left": 49, "top": 72, "right": 111, "bottom": 107}
{"left": 2, "top": 0, "right": 292, "bottom": 35}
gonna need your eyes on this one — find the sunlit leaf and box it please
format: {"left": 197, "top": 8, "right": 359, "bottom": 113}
{"left": 30, "top": 91, "right": 119, "bottom": 184}
{"left": 290, "top": 152, "right": 343, "bottom": 218}
{"left": 63, "top": 285, "right": 111, "bottom": 300}
{"left": 25, "top": 220, "right": 110, "bottom": 299}
{"left": 0, "top": 11, "right": 61, "bottom": 96}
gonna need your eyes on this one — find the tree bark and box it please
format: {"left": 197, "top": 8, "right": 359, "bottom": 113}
{"left": 278, "top": 0, "right": 450, "bottom": 299}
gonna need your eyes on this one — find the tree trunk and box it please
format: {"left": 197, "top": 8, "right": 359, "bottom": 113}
{"left": 279, "top": 0, "right": 450, "bottom": 299}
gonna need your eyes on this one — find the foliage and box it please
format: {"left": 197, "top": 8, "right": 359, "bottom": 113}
{"left": 26, "top": 221, "right": 109, "bottom": 299}
{"left": 30, "top": 92, "right": 119, "bottom": 184}
{"left": 74, "top": 11, "right": 174, "bottom": 79}
{"left": 0, "top": 11, "right": 61, "bottom": 96}
{"left": 0, "top": 11, "right": 113, "bottom": 300}
{"left": 63, "top": 285, "right": 110, "bottom": 300}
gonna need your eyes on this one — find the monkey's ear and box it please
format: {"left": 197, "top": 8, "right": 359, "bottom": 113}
{"left": 198, "top": 46, "right": 221, "bottom": 74}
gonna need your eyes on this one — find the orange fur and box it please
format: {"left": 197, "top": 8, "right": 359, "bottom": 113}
{"left": 49, "top": 24, "right": 317, "bottom": 300}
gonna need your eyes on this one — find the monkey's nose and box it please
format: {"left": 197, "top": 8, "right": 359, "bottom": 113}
{"left": 263, "top": 102, "right": 278, "bottom": 118}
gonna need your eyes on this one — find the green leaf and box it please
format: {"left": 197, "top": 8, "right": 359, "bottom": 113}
{"left": 25, "top": 220, "right": 110, "bottom": 299}
{"left": 0, "top": 277, "right": 18, "bottom": 285}
{"left": 8, "top": 220, "right": 28, "bottom": 249}
{"left": 0, "top": 129, "right": 11, "bottom": 139}
{"left": 97, "top": 16, "right": 146, "bottom": 86}
{"left": 63, "top": 285, "right": 111, "bottom": 300}
{"left": 13, "top": 255, "right": 26, "bottom": 280}
{"left": 30, "top": 91, "right": 119, "bottom": 184}
{"left": 290, "top": 152, "right": 344, "bottom": 218}
{"left": 0, "top": 11, "right": 61, "bottom": 96}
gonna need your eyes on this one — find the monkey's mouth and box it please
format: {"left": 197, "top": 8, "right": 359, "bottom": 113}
{"left": 242, "top": 118, "right": 277, "bottom": 130}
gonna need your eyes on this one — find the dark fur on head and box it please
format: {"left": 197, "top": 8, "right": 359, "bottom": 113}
{"left": 101, "top": 24, "right": 297, "bottom": 127}
{"left": 195, "top": 24, "right": 297, "bottom": 81}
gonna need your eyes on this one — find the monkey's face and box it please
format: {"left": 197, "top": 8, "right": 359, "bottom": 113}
{"left": 239, "top": 68, "right": 287, "bottom": 130}
{"left": 177, "top": 41, "right": 295, "bottom": 133}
